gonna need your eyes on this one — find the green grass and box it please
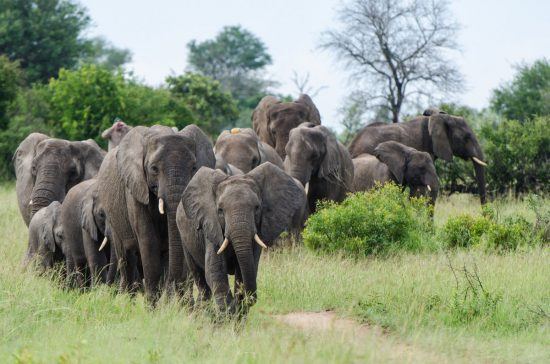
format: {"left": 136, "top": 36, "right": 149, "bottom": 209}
{"left": 0, "top": 183, "right": 548, "bottom": 363}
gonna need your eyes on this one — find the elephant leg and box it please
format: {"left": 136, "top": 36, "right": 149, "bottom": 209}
{"left": 234, "top": 265, "right": 244, "bottom": 304}
{"left": 184, "top": 251, "right": 209, "bottom": 304}
{"left": 205, "top": 243, "right": 232, "bottom": 313}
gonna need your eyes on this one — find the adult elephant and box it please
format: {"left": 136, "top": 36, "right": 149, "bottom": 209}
{"left": 284, "top": 123, "right": 354, "bottom": 213}
{"left": 214, "top": 128, "right": 283, "bottom": 173}
{"left": 101, "top": 119, "right": 132, "bottom": 151}
{"left": 177, "top": 163, "right": 306, "bottom": 315}
{"left": 14, "top": 134, "right": 105, "bottom": 225}
{"left": 252, "top": 94, "right": 321, "bottom": 158}
{"left": 348, "top": 111, "right": 488, "bottom": 203}
{"left": 97, "top": 124, "right": 215, "bottom": 302}
{"left": 353, "top": 141, "right": 439, "bottom": 204}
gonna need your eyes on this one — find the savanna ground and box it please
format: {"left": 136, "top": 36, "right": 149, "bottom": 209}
{"left": 0, "top": 183, "right": 548, "bottom": 363}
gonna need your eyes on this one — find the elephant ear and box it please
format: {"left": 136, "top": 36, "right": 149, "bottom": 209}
{"left": 181, "top": 167, "right": 227, "bottom": 245}
{"left": 429, "top": 114, "right": 453, "bottom": 162}
{"left": 180, "top": 124, "right": 216, "bottom": 169}
{"left": 41, "top": 202, "right": 61, "bottom": 253}
{"left": 296, "top": 94, "right": 321, "bottom": 124}
{"left": 70, "top": 139, "right": 106, "bottom": 179}
{"left": 252, "top": 95, "right": 279, "bottom": 145}
{"left": 249, "top": 162, "right": 306, "bottom": 244}
{"left": 80, "top": 185, "right": 99, "bottom": 241}
{"left": 374, "top": 142, "right": 407, "bottom": 184}
{"left": 116, "top": 126, "right": 150, "bottom": 205}
{"left": 317, "top": 126, "right": 342, "bottom": 181}
{"left": 13, "top": 133, "right": 49, "bottom": 178}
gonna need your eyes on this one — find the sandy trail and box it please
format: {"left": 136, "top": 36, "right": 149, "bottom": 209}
{"left": 273, "top": 311, "right": 449, "bottom": 363}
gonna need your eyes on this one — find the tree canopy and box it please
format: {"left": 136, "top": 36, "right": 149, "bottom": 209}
{"left": 491, "top": 59, "right": 550, "bottom": 122}
{"left": 321, "top": 0, "right": 463, "bottom": 123}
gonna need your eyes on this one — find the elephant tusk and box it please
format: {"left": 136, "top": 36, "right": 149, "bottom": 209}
{"left": 254, "top": 234, "right": 268, "bottom": 249}
{"left": 99, "top": 237, "right": 108, "bottom": 251}
{"left": 29, "top": 199, "right": 33, "bottom": 206}
{"left": 472, "top": 157, "right": 487, "bottom": 167}
{"left": 304, "top": 182, "right": 309, "bottom": 195}
{"left": 158, "top": 198, "right": 165, "bottom": 215}
{"left": 427, "top": 184, "right": 432, "bottom": 192}
{"left": 217, "top": 237, "right": 229, "bottom": 255}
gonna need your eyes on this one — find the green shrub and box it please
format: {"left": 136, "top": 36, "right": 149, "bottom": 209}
{"left": 303, "top": 183, "right": 433, "bottom": 256}
{"left": 441, "top": 205, "right": 540, "bottom": 251}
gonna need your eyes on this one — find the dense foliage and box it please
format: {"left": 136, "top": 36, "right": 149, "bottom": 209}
{"left": 303, "top": 183, "right": 433, "bottom": 256}
{"left": 0, "top": 56, "right": 22, "bottom": 129}
{"left": 491, "top": 59, "right": 550, "bottom": 122}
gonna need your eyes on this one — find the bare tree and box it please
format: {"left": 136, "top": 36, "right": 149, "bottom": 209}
{"left": 321, "top": 0, "right": 463, "bottom": 123}
{"left": 290, "top": 71, "right": 327, "bottom": 98}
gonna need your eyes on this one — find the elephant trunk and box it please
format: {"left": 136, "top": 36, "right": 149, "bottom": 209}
{"left": 165, "top": 168, "right": 188, "bottom": 293}
{"left": 228, "top": 218, "right": 257, "bottom": 306}
{"left": 30, "top": 163, "right": 65, "bottom": 216}
{"left": 473, "top": 161, "right": 487, "bottom": 205}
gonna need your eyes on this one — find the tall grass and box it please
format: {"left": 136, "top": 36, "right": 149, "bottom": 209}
{"left": 0, "top": 185, "right": 548, "bottom": 363}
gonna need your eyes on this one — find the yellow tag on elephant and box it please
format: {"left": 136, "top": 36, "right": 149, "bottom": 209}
{"left": 230, "top": 128, "right": 241, "bottom": 134}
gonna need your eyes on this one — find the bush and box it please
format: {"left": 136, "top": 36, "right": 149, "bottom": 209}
{"left": 441, "top": 205, "right": 539, "bottom": 251}
{"left": 481, "top": 116, "right": 550, "bottom": 194}
{"left": 303, "top": 183, "right": 433, "bottom": 256}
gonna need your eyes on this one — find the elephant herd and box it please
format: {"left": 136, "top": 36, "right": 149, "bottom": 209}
{"left": 16, "top": 96, "right": 487, "bottom": 315}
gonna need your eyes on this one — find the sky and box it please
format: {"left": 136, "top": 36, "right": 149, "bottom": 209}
{"left": 84, "top": 0, "right": 550, "bottom": 130}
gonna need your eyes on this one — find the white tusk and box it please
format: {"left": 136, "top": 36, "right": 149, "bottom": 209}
{"left": 29, "top": 199, "right": 33, "bottom": 206}
{"left": 254, "top": 234, "right": 268, "bottom": 249}
{"left": 427, "top": 184, "right": 432, "bottom": 192}
{"left": 217, "top": 237, "right": 229, "bottom": 255}
{"left": 99, "top": 237, "right": 108, "bottom": 251}
{"left": 472, "top": 157, "right": 487, "bottom": 167}
{"left": 158, "top": 198, "right": 165, "bottom": 215}
{"left": 304, "top": 182, "right": 309, "bottom": 195}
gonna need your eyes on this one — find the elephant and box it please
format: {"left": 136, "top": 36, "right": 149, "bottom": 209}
{"left": 177, "top": 162, "right": 306, "bottom": 314}
{"left": 214, "top": 128, "right": 283, "bottom": 173}
{"left": 348, "top": 110, "right": 488, "bottom": 203}
{"left": 24, "top": 201, "right": 63, "bottom": 272}
{"left": 101, "top": 119, "right": 132, "bottom": 151}
{"left": 352, "top": 141, "right": 439, "bottom": 204}
{"left": 97, "top": 124, "right": 215, "bottom": 302}
{"left": 14, "top": 134, "right": 105, "bottom": 224}
{"left": 284, "top": 123, "right": 354, "bottom": 213}
{"left": 59, "top": 179, "right": 112, "bottom": 287}
{"left": 252, "top": 94, "right": 321, "bottom": 158}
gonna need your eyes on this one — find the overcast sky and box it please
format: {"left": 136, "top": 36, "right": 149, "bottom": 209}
{"left": 84, "top": 0, "right": 549, "bottom": 130}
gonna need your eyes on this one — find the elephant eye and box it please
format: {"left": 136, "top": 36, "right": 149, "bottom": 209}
{"left": 217, "top": 208, "right": 223, "bottom": 215}
{"left": 150, "top": 165, "right": 159, "bottom": 174}
{"left": 252, "top": 157, "right": 258, "bottom": 166}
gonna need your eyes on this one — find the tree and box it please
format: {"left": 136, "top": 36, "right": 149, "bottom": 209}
{"left": 187, "top": 25, "right": 274, "bottom": 127}
{"left": 338, "top": 93, "right": 367, "bottom": 145}
{"left": 0, "top": 0, "right": 91, "bottom": 83}
{"left": 166, "top": 72, "right": 238, "bottom": 136}
{"left": 490, "top": 59, "right": 550, "bottom": 122}
{"left": 0, "top": 56, "right": 22, "bottom": 128}
{"left": 80, "top": 37, "right": 133, "bottom": 71}
{"left": 321, "top": 0, "right": 463, "bottom": 123}
{"left": 291, "top": 71, "right": 327, "bottom": 98}
{"left": 47, "top": 65, "right": 126, "bottom": 144}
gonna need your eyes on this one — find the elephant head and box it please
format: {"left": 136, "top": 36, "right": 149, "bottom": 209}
{"left": 182, "top": 162, "right": 305, "bottom": 310}
{"left": 36, "top": 201, "right": 63, "bottom": 272}
{"left": 29, "top": 139, "right": 105, "bottom": 217}
{"left": 101, "top": 119, "right": 132, "bottom": 151}
{"left": 214, "top": 128, "right": 283, "bottom": 173}
{"left": 427, "top": 113, "right": 487, "bottom": 203}
{"left": 252, "top": 94, "right": 321, "bottom": 158}
{"left": 14, "top": 133, "right": 50, "bottom": 226}
{"left": 117, "top": 124, "right": 215, "bottom": 284}
{"left": 374, "top": 141, "right": 440, "bottom": 203}
{"left": 215, "top": 155, "right": 244, "bottom": 176}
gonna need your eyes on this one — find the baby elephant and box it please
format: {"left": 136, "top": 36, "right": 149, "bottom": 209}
{"left": 60, "top": 179, "right": 111, "bottom": 287}
{"left": 177, "top": 162, "right": 306, "bottom": 315}
{"left": 25, "top": 201, "right": 63, "bottom": 272}
{"left": 353, "top": 141, "right": 439, "bottom": 203}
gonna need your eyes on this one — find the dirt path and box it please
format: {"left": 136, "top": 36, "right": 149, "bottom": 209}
{"left": 273, "top": 311, "right": 449, "bottom": 363}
